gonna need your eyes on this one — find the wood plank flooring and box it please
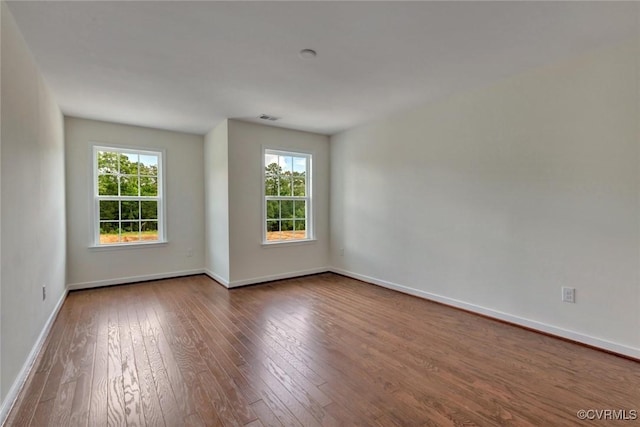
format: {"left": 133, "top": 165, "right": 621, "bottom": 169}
{"left": 5, "top": 273, "right": 640, "bottom": 426}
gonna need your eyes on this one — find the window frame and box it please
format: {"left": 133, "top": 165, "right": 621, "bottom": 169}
{"left": 90, "top": 143, "right": 167, "bottom": 248}
{"left": 262, "top": 147, "right": 314, "bottom": 245}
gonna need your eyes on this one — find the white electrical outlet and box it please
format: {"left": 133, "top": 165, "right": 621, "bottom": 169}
{"left": 340, "top": 247, "right": 344, "bottom": 256}
{"left": 187, "top": 248, "right": 193, "bottom": 257}
{"left": 562, "top": 287, "right": 575, "bottom": 303}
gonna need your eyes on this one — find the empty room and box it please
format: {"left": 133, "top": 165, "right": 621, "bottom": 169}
{"left": 1, "top": 1, "right": 639, "bottom": 426}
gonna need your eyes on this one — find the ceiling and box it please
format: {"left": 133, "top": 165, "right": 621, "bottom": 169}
{"left": 6, "top": 1, "right": 638, "bottom": 136}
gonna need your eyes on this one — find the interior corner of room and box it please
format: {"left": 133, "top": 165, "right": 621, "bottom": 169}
{"left": 1, "top": 0, "right": 639, "bottom": 423}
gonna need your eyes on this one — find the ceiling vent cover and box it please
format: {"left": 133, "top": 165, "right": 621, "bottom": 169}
{"left": 259, "top": 114, "right": 279, "bottom": 121}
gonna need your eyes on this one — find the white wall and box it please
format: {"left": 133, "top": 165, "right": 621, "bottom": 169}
{"left": 1, "top": 0, "right": 66, "bottom": 407}
{"left": 330, "top": 42, "right": 640, "bottom": 358}
{"left": 204, "top": 119, "right": 230, "bottom": 283}
{"left": 1, "top": 2, "right": 4, "bottom": 399}
{"left": 65, "top": 117, "right": 205, "bottom": 288}
{"left": 225, "top": 120, "right": 330, "bottom": 286}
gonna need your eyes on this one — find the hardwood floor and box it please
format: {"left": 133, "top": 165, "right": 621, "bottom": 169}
{"left": 5, "top": 273, "right": 639, "bottom": 426}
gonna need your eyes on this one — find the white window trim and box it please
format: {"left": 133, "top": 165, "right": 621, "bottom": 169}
{"left": 89, "top": 142, "right": 167, "bottom": 248}
{"left": 262, "top": 147, "right": 314, "bottom": 245}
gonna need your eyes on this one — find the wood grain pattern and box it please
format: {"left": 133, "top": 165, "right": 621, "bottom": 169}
{"left": 5, "top": 273, "right": 640, "bottom": 426}
{"left": 88, "top": 289, "right": 110, "bottom": 426}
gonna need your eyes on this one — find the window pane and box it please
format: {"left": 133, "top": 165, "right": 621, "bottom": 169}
{"left": 95, "top": 146, "right": 163, "bottom": 246}
{"left": 265, "top": 154, "right": 279, "bottom": 169}
{"left": 281, "top": 220, "right": 294, "bottom": 239}
{"left": 293, "top": 200, "right": 306, "bottom": 219}
{"left": 140, "top": 176, "right": 158, "bottom": 196}
{"left": 141, "top": 201, "right": 158, "bottom": 220}
{"left": 141, "top": 221, "right": 158, "bottom": 241}
{"left": 99, "top": 222, "right": 120, "bottom": 244}
{"left": 294, "top": 220, "right": 307, "bottom": 240}
{"left": 99, "top": 201, "right": 119, "bottom": 221}
{"left": 119, "top": 153, "right": 138, "bottom": 175}
{"left": 279, "top": 156, "right": 293, "bottom": 174}
{"left": 265, "top": 175, "right": 278, "bottom": 196}
{"left": 121, "top": 201, "right": 140, "bottom": 220}
{"left": 263, "top": 150, "right": 311, "bottom": 243}
{"left": 293, "top": 178, "right": 305, "bottom": 196}
{"left": 266, "top": 200, "right": 279, "bottom": 220}
{"left": 121, "top": 221, "right": 140, "bottom": 242}
{"left": 120, "top": 175, "right": 139, "bottom": 196}
{"left": 266, "top": 220, "right": 280, "bottom": 241}
{"left": 265, "top": 164, "right": 281, "bottom": 177}
{"left": 279, "top": 177, "right": 292, "bottom": 196}
{"left": 293, "top": 157, "right": 306, "bottom": 174}
{"left": 98, "top": 175, "right": 118, "bottom": 196}
{"left": 139, "top": 154, "right": 158, "bottom": 176}
{"left": 97, "top": 151, "right": 118, "bottom": 174}
{"left": 280, "top": 200, "right": 293, "bottom": 218}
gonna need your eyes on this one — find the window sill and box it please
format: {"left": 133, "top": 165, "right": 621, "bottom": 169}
{"left": 261, "top": 239, "right": 317, "bottom": 248}
{"left": 89, "top": 241, "right": 168, "bottom": 251}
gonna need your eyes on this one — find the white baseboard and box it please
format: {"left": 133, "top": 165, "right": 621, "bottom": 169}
{"left": 0, "top": 289, "right": 68, "bottom": 425}
{"left": 330, "top": 267, "right": 640, "bottom": 360}
{"left": 67, "top": 268, "right": 205, "bottom": 290}
{"left": 204, "top": 269, "right": 230, "bottom": 287}
{"left": 229, "top": 267, "right": 329, "bottom": 288}
{"left": 205, "top": 267, "right": 329, "bottom": 288}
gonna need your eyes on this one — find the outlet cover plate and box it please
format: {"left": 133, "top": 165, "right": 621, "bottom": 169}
{"left": 562, "top": 287, "right": 575, "bottom": 303}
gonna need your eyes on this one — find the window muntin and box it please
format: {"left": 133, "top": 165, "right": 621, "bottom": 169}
{"left": 93, "top": 146, "right": 164, "bottom": 246}
{"left": 264, "top": 149, "right": 311, "bottom": 243}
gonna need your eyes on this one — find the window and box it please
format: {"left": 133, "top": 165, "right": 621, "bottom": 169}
{"left": 264, "top": 149, "right": 312, "bottom": 243}
{"left": 93, "top": 145, "right": 165, "bottom": 246}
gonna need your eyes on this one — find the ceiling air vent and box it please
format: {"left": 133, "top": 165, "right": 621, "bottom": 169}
{"left": 259, "top": 114, "right": 279, "bottom": 121}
